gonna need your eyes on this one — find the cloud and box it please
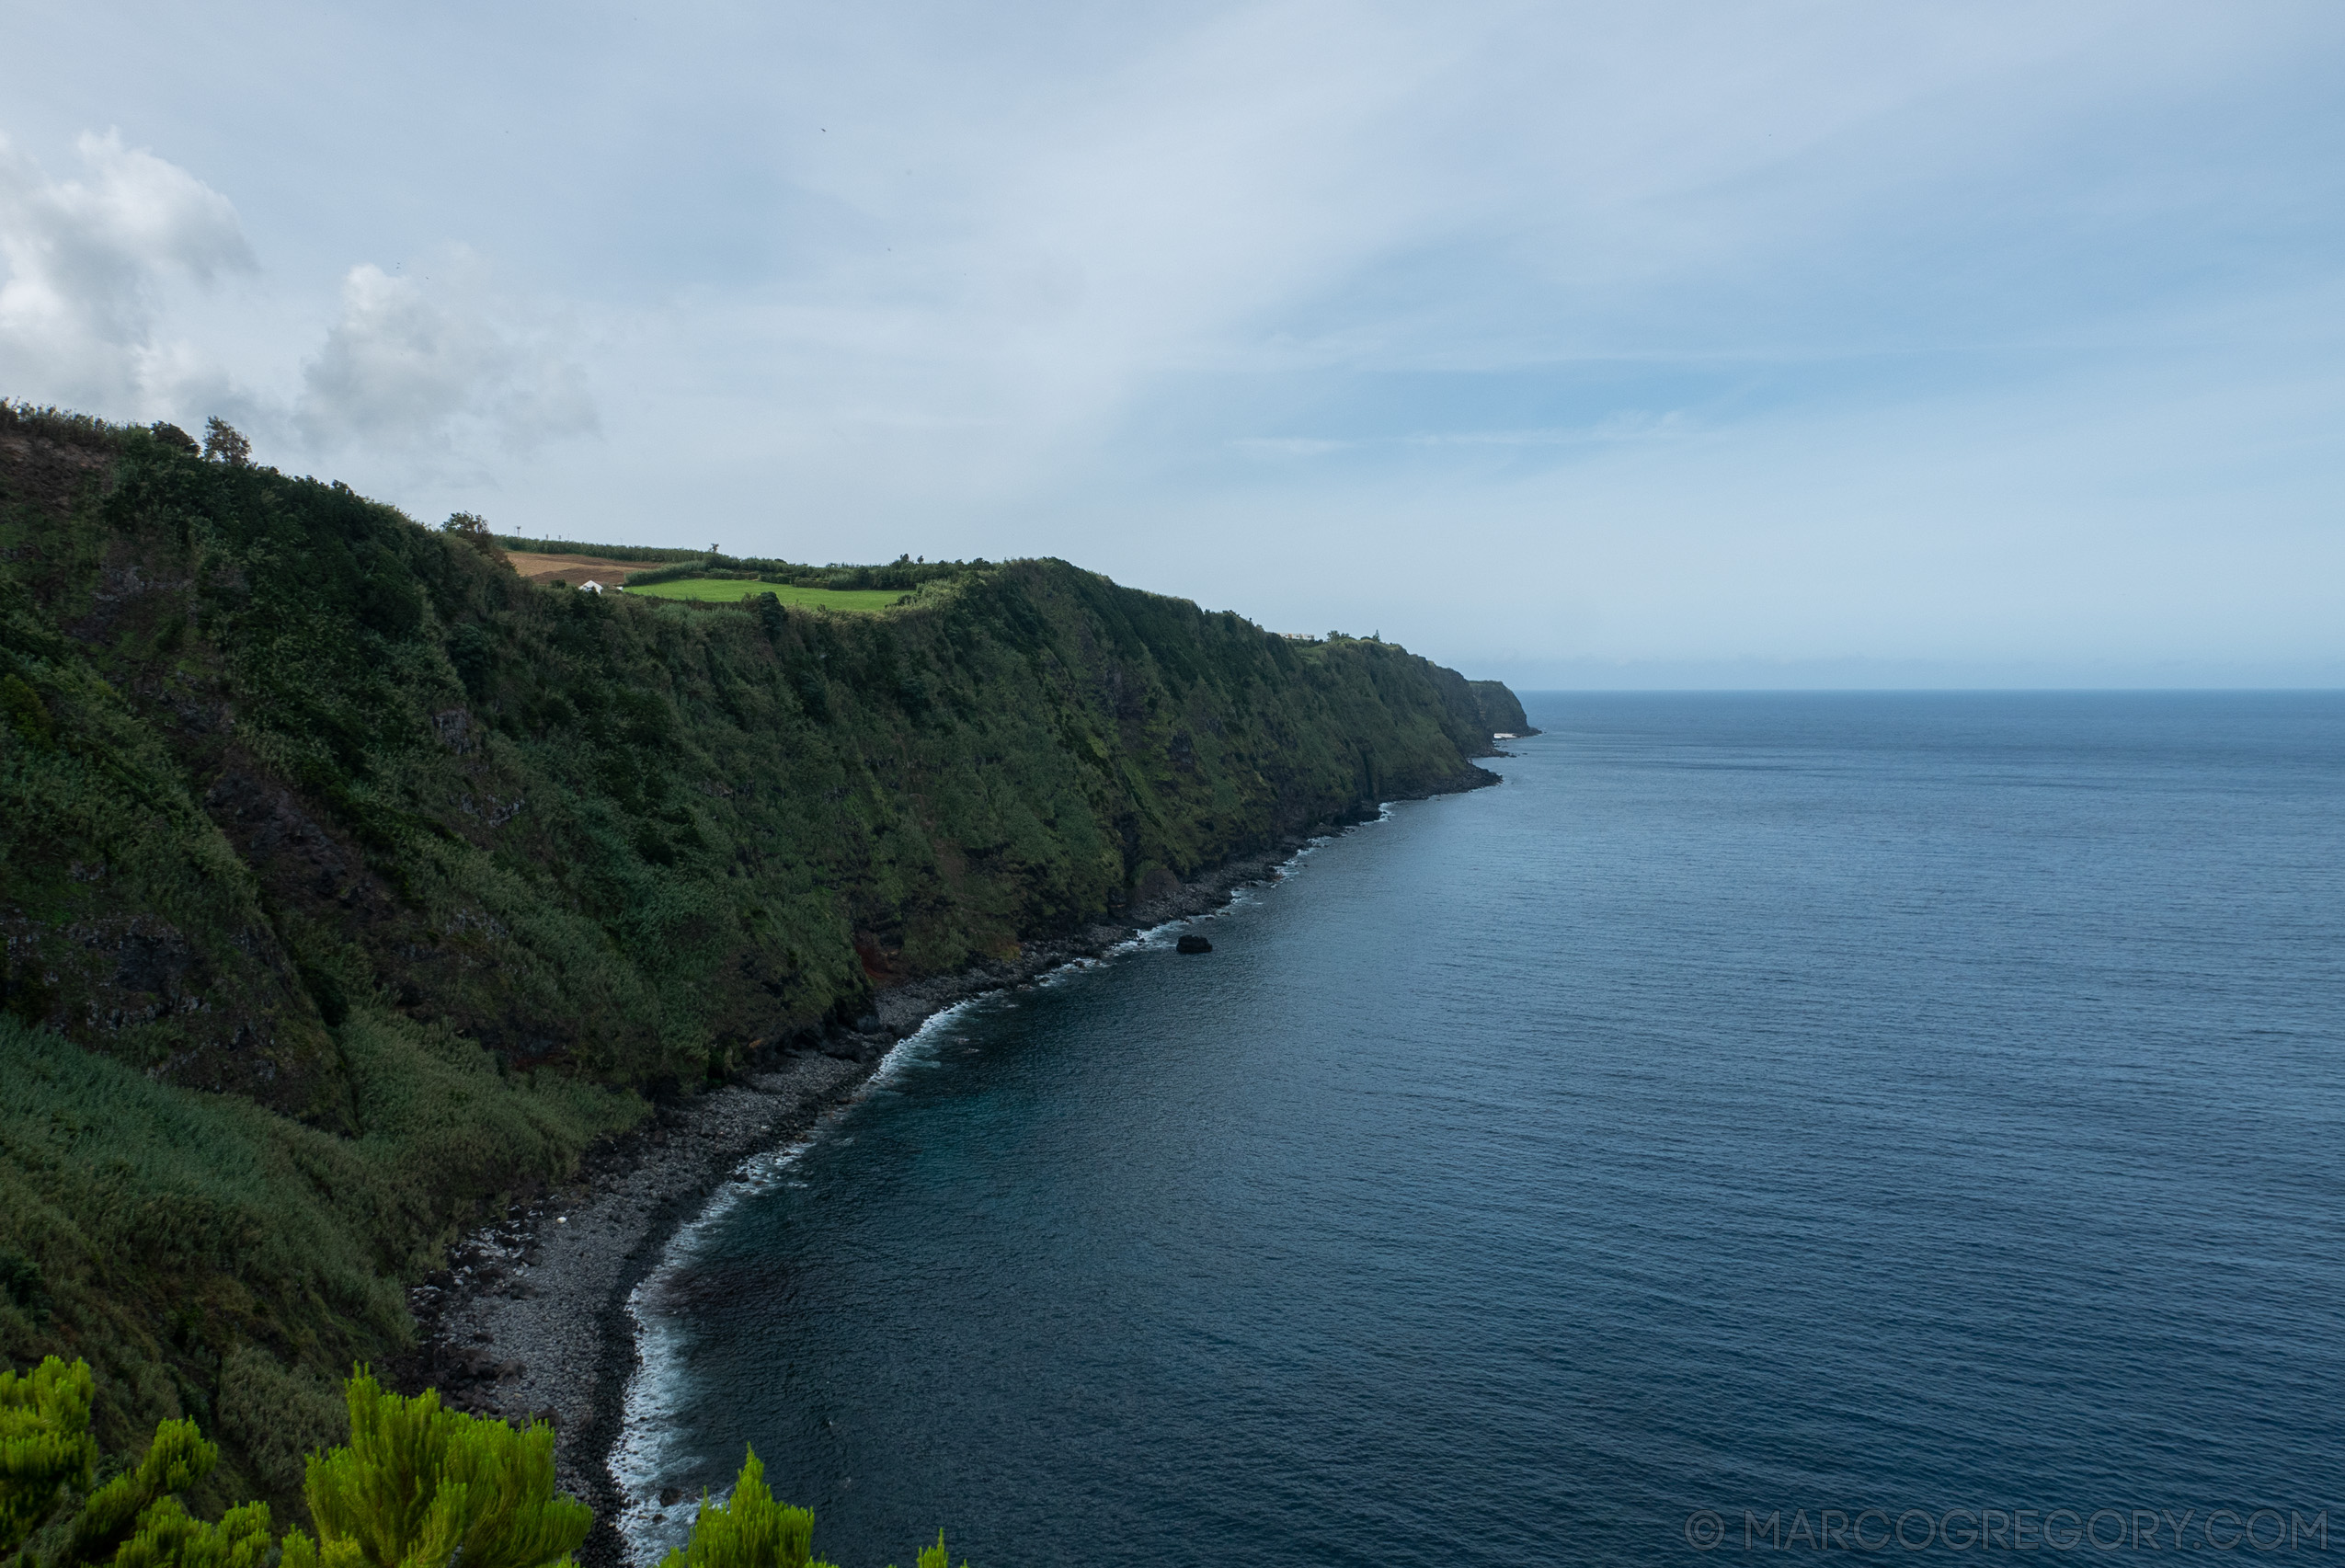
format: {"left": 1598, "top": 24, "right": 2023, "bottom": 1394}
{"left": 0, "top": 120, "right": 596, "bottom": 491}
{"left": 295, "top": 252, "right": 596, "bottom": 465}
{"left": 5, "top": 3, "right": 2339, "bottom": 676}
{"left": 1233, "top": 414, "right": 1699, "bottom": 458}
{"left": 0, "top": 129, "right": 254, "bottom": 415}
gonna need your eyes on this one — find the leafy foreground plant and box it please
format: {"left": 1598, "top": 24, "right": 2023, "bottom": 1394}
{"left": 660, "top": 1451, "right": 963, "bottom": 1568}
{"left": 5, "top": 1362, "right": 958, "bottom": 1568}
{"left": 281, "top": 1372, "right": 588, "bottom": 1568}
{"left": 1, "top": 1357, "right": 97, "bottom": 1556}
{"left": 658, "top": 1450, "right": 829, "bottom": 1568}
{"left": 4, "top": 1356, "right": 265, "bottom": 1568}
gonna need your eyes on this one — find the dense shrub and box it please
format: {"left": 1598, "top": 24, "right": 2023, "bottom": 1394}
{"left": 291, "top": 1371, "right": 588, "bottom": 1568}
{"left": 5, "top": 1362, "right": 956, "bottom": 1568}
{"left": 658, "top": 1451, "right": 828, "bottom": 1568}
{"left": 1, "top": 1356, "right": 97, "bottom": 1553}
{"left": 2, "top": 1356, "right": 265, "bottom": 1568}
{"left": 0, "top": 1014, "right": 638, "bottom": 1491}
{"left": 655, "top": 1448, "right": 964, "bottom": 1568}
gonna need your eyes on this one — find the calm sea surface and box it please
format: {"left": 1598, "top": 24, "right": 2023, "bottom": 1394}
{"left": 618, "top": 693, "right": 2345, "bottom": 1564}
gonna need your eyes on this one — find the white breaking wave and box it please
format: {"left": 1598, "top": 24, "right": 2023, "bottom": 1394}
{"left": 606, "top": 818, "right": 1370, "bottom": 1562}
{"left": 608, "top": 999, "right": 973, "bottom": 1565}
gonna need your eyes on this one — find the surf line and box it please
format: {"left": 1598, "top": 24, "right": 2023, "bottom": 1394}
{"left": 605, "top": 810, "right": 1393, "bottom": 1562}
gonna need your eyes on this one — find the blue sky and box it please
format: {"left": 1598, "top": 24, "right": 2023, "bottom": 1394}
{"left": 2, "top": 1, "right": 2339, "bottom": 685}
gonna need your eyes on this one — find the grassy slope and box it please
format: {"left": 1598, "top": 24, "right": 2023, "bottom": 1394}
{"left": 0, "top": 1012, "right": 638, "bottom": 1506}
{"left": 0, "top": 405, "right": 1515, "bottom": 1501}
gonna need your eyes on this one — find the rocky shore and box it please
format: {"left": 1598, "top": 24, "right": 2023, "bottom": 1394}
{"left": 389, "top": 798, "right": 1489, "bottom": 1566}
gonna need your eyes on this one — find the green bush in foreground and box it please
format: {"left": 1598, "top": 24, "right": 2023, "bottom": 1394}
{"left": 59, "top": 1417, "right": 216, "bottom": 1566}
{"left": 4, "top": 1354, "right": 264, "bottom": 1568}
{"left": 2, "top": 1360, "right": 958, "bottom": 1568}
{"left": 288, "top": 1371, "right": 587, "bottom": 1568}
{"left": 109, "top": 1498, "right": 273, "bottom": 1568}
{"left": 1, "top": 1357, "right": 97, "bottom": 1553}
{"left": 658, "top": 1449, "right": 829, "bottom": 1568}
{"left": 658, "top": 1449, "right": 962, "bottom": 1568}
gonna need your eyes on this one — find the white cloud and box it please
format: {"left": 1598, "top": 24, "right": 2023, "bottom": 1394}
{"left": 296, "top": 252, "right": 596, "bottom": 468}
{"left": 0, "top": 129, "right": 253, "bottom": 417}
{"left": 3, "top": 1, "right": 2339, "bottom": 676}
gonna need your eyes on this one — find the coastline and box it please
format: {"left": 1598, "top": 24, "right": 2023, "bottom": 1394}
{"left": 397, "top": 765, "right": 1496, "bottom": 1568}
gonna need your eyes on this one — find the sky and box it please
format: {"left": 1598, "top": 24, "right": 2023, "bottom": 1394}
{"left": 2, "top": 1, "right": 2340, "bottom": 688}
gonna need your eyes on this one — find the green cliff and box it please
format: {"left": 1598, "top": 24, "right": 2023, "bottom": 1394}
{"left": 1466, "top": 681, "right": 1533, "bottom": 737}
{"left": 0, "top": 403, "right": 1518, "bottom": 1498}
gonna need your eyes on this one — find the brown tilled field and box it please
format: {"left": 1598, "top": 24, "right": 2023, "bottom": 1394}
{"left": 505, "top": 552, "right": 654, "bottom": 587}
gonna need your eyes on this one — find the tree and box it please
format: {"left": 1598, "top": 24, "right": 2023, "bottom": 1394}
{"left": 200, "top": 418, "right": 251, "bottom": 466}
{"left": 1, "top": 1356, "right": 260, "bottom": 1568}
{"left": 658, "top": 1450, "right": 830, "bottom": 1568}
{"left": 658, "top": 1450, "right": 964, "bottom": 1568}
{"left": 1, "top": 674, "right": 56, "bottom": 750}
{"left": 287, "top": 1370, "right": 589, "bottom": 1568}
{"left": 109, "top": 1498, "right": 275, "bottom": 1568}
{"left": 753, "top": 592, "right": 787, "bottom": 644}
{"left": 59, "top": 1417, "right": 217, "bottom": 1565}
{"left": 0, "top": 1356, "right": 97, "bottom": 1555}
{"left": 442, "top": 512, "right": 511, "bottom": 568}
{"left": 4, "top": 1364, "right": 964, "bottom": 1568}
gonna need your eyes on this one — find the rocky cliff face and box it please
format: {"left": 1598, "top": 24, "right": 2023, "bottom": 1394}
{"left": 1468, "top": 680, "right": 1535, "bottom": 735}
{"left": 0, "top": 402, "right": 1521, "bottom": 1477}
{"left": 2, "top": 407, "right": 1513, "bottom": 1114}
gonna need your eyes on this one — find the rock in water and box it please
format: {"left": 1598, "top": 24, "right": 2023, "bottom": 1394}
{"left": 1176, "top": 934, "right": 1213, "bottom": 955}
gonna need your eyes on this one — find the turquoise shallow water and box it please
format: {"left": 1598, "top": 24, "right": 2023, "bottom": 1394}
{"left": 621, "top": 692, "right": 2345, "bottom": 1564}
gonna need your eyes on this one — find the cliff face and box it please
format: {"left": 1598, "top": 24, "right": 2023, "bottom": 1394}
{"left": 1467, "top": 680, "right": 1533, "bottom": 736}
{"left": 0, "top": 405, "right": 1520, "bottom": 1471}
{"left": 2, "top": 408, "right": 1506, "bottom": 1113}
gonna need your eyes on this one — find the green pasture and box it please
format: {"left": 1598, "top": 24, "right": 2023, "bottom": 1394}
{"left": 623, "top": 578, "right": 909, "bottom": 612}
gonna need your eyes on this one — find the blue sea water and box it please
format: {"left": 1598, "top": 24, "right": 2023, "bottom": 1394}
{"left": 619, "top": 692, "right": 2345, "bottom": 1564}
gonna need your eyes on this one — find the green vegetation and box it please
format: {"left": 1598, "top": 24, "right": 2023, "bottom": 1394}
{"left": 4, "top": 1361, "right": 952, "bottom": 1568}
{"left": 5, "top": 1355, "right": 264, "bottom": 1568}
{"left": 656, "top": 1448, "right": 964, "bottom": 1568}
{"left": 291, "top": 1371, "right": 587, "bottom": 1568}
{"left": 0, "top": 1011, "right": 638, "bottom": 1499}
{"left": 0, "top": 399, "right": 1516, "bottom": 1509}
{"left": 1, "top": 1356, "right": 97, "bottom": 1553}
{"left": 492, "top": 540, "right": 702, "bottom": 566}
{"left": 613, "top": 555, "right": 974, "bottom": 597}
{"left": 1467, "top": 680, "right": 1531, "bottom": 735}
{"left": 623, "top": 580, "right": 908, "bottom": 612}
{"left": 656, "top": 1450, "right": 818, "bottom": 1568}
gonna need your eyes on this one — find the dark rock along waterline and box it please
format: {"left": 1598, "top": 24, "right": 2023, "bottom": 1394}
{"left": 406, "top": 832, "right": 1388, "bottom": 1562}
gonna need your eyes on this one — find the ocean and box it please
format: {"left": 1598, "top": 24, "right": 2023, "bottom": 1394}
{"left": 616, "top": 692, "right": 2345, "bottom": 1564}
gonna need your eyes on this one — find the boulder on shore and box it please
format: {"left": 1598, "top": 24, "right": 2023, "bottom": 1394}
{"left": 1176, "top": 934, "right": 1213, "bottom": 955}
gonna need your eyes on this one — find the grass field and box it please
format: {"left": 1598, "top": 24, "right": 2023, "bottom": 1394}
{"left": 623, "top": 578, "right": 909, "bottom": 611}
